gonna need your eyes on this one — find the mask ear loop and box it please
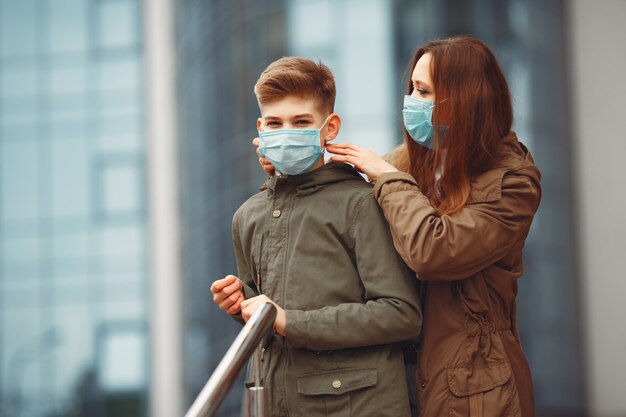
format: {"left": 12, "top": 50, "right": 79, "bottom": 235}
{"left": 433, "top": 98, "right": 449, "bottom": 150}
{"left": 319, "top": 114, "right": 333, "bottom": 154}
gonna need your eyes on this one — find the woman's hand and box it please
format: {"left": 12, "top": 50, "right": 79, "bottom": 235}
{"left": 240, "top": 295, "right": 287, "bottom": 336}
{"left": 252, "top": 137, "right": 275, "bottom": 176}
{"left": 326, "top": 143, "right": 398, "bottom": 182}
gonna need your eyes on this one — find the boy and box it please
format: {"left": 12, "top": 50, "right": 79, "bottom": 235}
{"left": 211, "top": 57, "right": 421, "bottom": 417}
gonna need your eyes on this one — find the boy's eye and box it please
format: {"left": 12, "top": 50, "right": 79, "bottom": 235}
{"left": 295, "top": 120, "right": 312, "bottom": 126}
{"left": 266, "top": 121, "right": 281, "bottom": 126}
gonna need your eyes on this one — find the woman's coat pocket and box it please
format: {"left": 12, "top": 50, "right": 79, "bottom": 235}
{"left": 447, "top": 361, "right": 517, "bottom": 417}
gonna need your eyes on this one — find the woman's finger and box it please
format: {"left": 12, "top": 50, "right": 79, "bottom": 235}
{"left": 344, "top": 148, "right": 363, "bottom": 157}
{"left": 329, "top": 155, "right": 352, "bottom": 163}
{"left": 326, "top": 147, "right": 351, "bottom": 156}
{"left": 327, "top": 147, "right": 364, "bottom": 159}
{"left": 331, "top": 153, "right": 362, "bottom": 163}
{"left": 326, "top": 143, "right": 359, "bottom": 150}
{"left": 330, "top": 155, "right": 364, "bottom": 171}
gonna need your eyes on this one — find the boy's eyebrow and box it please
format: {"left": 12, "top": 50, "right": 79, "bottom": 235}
{"left": 263, "top": 113, "right": 315, "bottom": 121}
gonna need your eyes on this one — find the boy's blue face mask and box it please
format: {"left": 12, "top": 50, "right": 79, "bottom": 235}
{"left": 402, "top": 95, "right": 447, "bottom": 148}
{"left": 258, "top": 117, "right": 329, "bottom": 176}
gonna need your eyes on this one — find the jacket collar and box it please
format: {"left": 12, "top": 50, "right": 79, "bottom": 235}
{"left": 467, "top": 132, "right": 541, "bottom": 204}
{"left": 267, "top": 161, "right": 365, "bottom": 197}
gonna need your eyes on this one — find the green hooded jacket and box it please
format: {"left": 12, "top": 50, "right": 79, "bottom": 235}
{"left": 231, "top": 161, "right": 422, "bottom": 417}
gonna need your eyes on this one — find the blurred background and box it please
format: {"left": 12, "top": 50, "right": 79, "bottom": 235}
{"left": 0, "top": 0, "right": 624, "bottom": 416}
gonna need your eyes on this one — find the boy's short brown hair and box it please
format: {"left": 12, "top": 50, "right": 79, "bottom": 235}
{"left": 254, "top": 57, "right": 336, "bottom": 114}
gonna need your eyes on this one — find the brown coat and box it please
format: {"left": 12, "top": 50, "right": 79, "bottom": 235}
{"left": 374, "top": 133, "right": 541, "bottom": 417}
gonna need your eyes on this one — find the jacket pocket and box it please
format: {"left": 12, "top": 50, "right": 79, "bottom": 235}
{"left": 296, "top": 368, "right": 377, "bottom": 417}
{"left": 447, "top": 361, "right": 516, "bottom": 417}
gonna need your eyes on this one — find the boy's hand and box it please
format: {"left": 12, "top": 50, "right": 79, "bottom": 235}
{"left": 240, "top": 295, "right": 286, "bottom": 336}
{"left": 252, "top": 137, "right": 276, "bottom": 176}
{"left": 210, "top": 275, "right": 244, "bottom": 315}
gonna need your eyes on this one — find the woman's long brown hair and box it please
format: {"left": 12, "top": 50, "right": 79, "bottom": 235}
{"left": 404, "top": 36, "right": 513, "bottom": 215}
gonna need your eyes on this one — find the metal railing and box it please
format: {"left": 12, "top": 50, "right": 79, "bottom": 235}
{"left": 184, "top": 302, "right": 277, "bottom": 417}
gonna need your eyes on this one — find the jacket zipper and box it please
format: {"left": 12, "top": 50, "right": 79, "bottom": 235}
{"left": 254, "top": 233, "right": 264, "bottom": 294}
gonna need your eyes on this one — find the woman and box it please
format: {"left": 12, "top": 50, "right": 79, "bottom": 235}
{"left": 256, "top": 36, "right": 540, "bottom": 416}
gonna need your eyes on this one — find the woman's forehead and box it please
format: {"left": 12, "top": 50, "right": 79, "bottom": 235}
{"left": 412, "top": 53, "right": 433, "bottom": 85}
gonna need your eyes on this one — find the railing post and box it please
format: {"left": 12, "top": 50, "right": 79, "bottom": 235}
{"left": 243, "top": 386, "right": 268, "bottom": 417}
{"left": 184, "top": 302, "right": 277, "bottom": 417}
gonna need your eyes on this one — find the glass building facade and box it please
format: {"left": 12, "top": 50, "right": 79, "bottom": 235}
{"left": 3, "top": 0, "right": 619, "bottom": 416}
{"left": 0, "top": 1, "right": 149, "bottom": 416}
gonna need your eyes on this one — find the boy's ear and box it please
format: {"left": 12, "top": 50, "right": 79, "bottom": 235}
{"left": 322, "top": 113, "right": 341, "bottom": 145}
{"left": 256, "top": 117, "right": 263, "bottom": 132}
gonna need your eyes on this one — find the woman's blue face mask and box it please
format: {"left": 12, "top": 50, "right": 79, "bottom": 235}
{"left": 258, "top": 117, "right": 329, "bottom": 176}
{"left": 402, "top": 95, "right": 447, "bottom": 148}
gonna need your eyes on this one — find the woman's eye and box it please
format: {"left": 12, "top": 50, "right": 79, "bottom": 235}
{"left": 413, "top": 83, "right": 430, "bottom": 96}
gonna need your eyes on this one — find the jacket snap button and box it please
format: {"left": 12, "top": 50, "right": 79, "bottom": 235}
{"left": 420, "top": 382, "right": 427, "bottom": 389}
{"left": 272, "top": 209, "right": 281, "bottom": 218}
{"left": 332, "top": 379, "right": 342, "bottom": 389}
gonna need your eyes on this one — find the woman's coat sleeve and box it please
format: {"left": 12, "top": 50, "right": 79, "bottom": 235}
{"left": 372, "top": 170, "right": 541, "bottom": 281}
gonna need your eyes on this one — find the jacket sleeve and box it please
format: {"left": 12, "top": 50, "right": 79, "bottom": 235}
{"left": 371, "top": 170, "right": 541, "bottom": 281}
{"left": 284, "top": 193, "right": 422, "bottom": 350}
{"left": 230, "top": 210, "right": 260, "bottom": 325}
